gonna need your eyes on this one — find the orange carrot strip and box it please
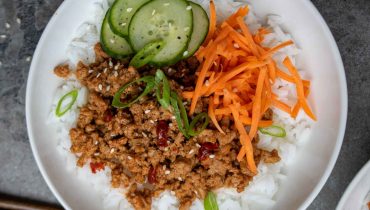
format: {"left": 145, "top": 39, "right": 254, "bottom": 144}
{"left": 260, "top": 40, "right": 294, "bottom": 60}
{"left": 189, "top": 51, "right": 217, "bottom": 115}
{"left": 283, "top": 57, "right": 317, "bottom": 121}
{"left": 208, "top": 96, "right": 225, "bottom": 134}
{"left": 276, "top": 68, "right": 311, "bottom": 87}
{"left": 229, "top": 104, "right": 257, "bottom": 174}
{"left": 204, "top": 0, "right": 217, "bottom": 44}
{"left": 249, "top": 67, "right": 267, "bottom": 139}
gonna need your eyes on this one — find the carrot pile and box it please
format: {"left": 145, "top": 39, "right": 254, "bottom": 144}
{"left": 183, "top": 1, "right": 316, "bottom": 174}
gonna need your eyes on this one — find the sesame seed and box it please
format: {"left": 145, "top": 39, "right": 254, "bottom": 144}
{"left": 96, "top": 73, "right": 101, "bottom": 78}
{"left": 114, "top": 65, "right": 119, "bottom": 70}
{"left": 180, "top": 86, "right": 184, "bottom": 90}
{"left": 88, "top": 69, "right": 94, "bottom": 74}
{"left": 183, "top": 101, "right": 188, "bottom": 105}
{"left": 95, "top": 141, "right": 99, "bottom": 145}
{"left": 196, "top": 143, "right": 201, "bottom": 148}
{"left": 0, "top": 35, "right": 7, "bottom": 39}
{"left": 234, "top": 43, "right": 240, "bottom": 49}
{"left": 163, "top": 165, "right": 166, "bottom": 170}
{"left": 110, "top": 133, "right": 116, "bottom": 137}
{"left": 98, "top": 84, "right": 103, "bottom": 91}
{"left": 170, "top": 191, "right": 175, "bottom": 195}
{"left": 120, "top": 22, "right": 127, "bottom": 26}
{"left": 150, "top": 120, "right": 155, "bottom": 124}
{"left": 165, "top": 170, "right": 170, "bottom": 175}
{"left": 205, "top": 80, "right": 210, "bottom": 86}
{"left": 26, "top": 56, "right": 31, "bottom": 62}
{"left": 178, "top": 177, "right": 183, "bottom": 181}
{"left": 186, "top": 6, "right": 192, "bottom": 10}
{"left": 164, "top": 147, "right": 169, "bottom": 151}
{"left": 5, "top": 23, "right": 10, "bottom": 29}
{"left": 164, "top": 3, "right": 170, "bottom": 6}
{"left": 110, "top": 148, "right": 115, "bottom": 153}
{"left": 114, "top": 71, "right": 118, "bottom": 77}
{"left": 103, "top": 68, "right": 108, "bottom": 73}
{"left": 106, "top": 85, "right": 111, "bottom": 91}
{"left": 16, "top": 18, "right": 21, "bottom": 24}
{"left": 142, "top": 132, "right": 147, "bottom": 137}
{"left": 152, "top": 9, "right": 156, "bottom": 16}
{"left": 109, "top": 60, "right": 113, "bottom": 67}
{"left": 128, "top": 156, "right": 132, "bottom": 160}
{"left": 110, "top": 39, "right": 115, "bottom": 44}
{"left": 209, "top": 154, "right": 215, "bottom": 159}
{"left": 94, "top": 153, "right": 100, "bottom": 156}
{"left": 188, "top": 149, "right": 194, "bottom": 155}
{"left": 169, "top": 123, "right": 173, "bottom": 127}
{"left": 194, "top": 190, "right": 198, "bottom": 195}
{"left": 127, "top": 8, "right": 133, "bottom": 12}
{"left": 183, "top": 51, "right": 189, "bottom": 57}
{"left": 171, "top": 116, "right": 176, "bottom": 120}
{"left": 144, "top": 110, "right": 151, "bottom": 114}
{"left": 168, "top": 68, "right": 173, "bottom": 73}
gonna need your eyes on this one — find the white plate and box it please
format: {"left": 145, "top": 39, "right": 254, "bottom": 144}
{"left": 26, "top": 0, "right": 348, "bottom": 209}
{"left": 337, "top": 160, "right": 370, "bottom": 210}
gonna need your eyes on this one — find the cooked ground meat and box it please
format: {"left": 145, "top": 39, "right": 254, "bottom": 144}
{"left": 54, "top": 64, "right": 71, "bottom": 78}
{"left": 68, "top": 43, "right": 280, "bottom": 210}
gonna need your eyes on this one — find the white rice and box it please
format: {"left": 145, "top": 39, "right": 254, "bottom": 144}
{"left": 48, "top": 0, "right": 313, "bottom": 209}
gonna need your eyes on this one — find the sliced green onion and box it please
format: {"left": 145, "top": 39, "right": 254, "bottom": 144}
{"left": 259, "top": 125, "right": 286, "bottom": 137}
{"left": 155, "top": 70, "right": 171, "bottom": 109}
{"left": 204, "top": 191, "right": 219, "bottom": 210}
{"left": 129, "top": 40, "right": 165, "bottom": 68}
{"left": 55, "top": 89, "right": 78, "bottom": 117}
{"left": 188, "top": 112, "right": 209, "bottom": 137}
{"left": 170, "top": 91, "right": 189, "bottom": 138}
{"left": 112, "top": 76, "right": 156, "bottom": 109}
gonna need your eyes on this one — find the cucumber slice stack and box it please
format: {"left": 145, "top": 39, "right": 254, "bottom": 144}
{"left": 100, "top": 0, "right": 210, "bottom": 67}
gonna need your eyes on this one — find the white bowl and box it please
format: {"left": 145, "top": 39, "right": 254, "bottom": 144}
{"left": 26, "top": 0, "right": 348, "bottom": 209}
{"left": 337, "top": 160, "right": 370, "bottom": 210}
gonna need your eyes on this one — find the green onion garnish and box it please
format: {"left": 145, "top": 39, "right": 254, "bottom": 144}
{"left": 259, "top": 125, "right": 286, "bottom": 137}
{"left": 155, "top": 70, "right": 171, "bottom": 109}
{"left": 204, "top": 191, "right": 219, "bottom": 210}
{"left": 112, "top": 76, "right": 156, "bottom": 109}
{"left": 170, "top": 91, "right": 189, "bottom": 138}
{"left": 129, "top": 40, "right": 165, "bottom": 68}
{"left": 55, "top": 89, "right": 78, "bottom": 117}
{"left": 188, "top": 112, "right": 209, "bottom": 137}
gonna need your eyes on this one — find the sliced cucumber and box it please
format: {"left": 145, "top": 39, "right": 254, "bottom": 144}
{"left": 129, "top": 0, "right": 193, "bottom": 66}
{"left": 184, "top": 2, "right": 209, "bottom": 59}
{"left": 129, "top": 40, "right": 165, "bottom": 68}
{"left": 109, "top": 0, "right": 150, "bottom": 37}
{"left": 101, "top": 10, "right": 133, "bottom": 59}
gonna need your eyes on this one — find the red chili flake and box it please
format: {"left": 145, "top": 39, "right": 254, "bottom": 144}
{"left": 90, "top": 162, "right": 105, "bottom": 174}
{"left": 148, "top": 166, "right": 157, "bottom": 184}
{"left": 103, "top": 109, "right": 113, "bottom": 122}
{"left": 157, "top": 120, "right": 169, "bottom": 147}
{"left": 198, "top": 142, "right": 219, "bottom": 161}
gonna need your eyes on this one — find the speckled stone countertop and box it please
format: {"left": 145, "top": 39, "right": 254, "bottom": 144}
{"left": 0, "top": 0, "right": 369, "bottom": 209}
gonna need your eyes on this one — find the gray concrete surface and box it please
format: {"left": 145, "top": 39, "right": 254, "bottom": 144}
{"left": 0, "top": 0, "right": 369, "bottom": 209}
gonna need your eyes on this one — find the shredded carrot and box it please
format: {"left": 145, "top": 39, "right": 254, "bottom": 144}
{"left": 283, "top": 57, "right": 317, "bottom": 121}
{"left": 204, "top": 0, "right": 217, "bottom": 45}
{"left": 185, "top": 3, "right": 316, "bottom": 173}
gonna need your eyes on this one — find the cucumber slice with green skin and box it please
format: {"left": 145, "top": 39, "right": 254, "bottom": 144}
{"left": 183, "top": 2, "right": 209, "bottom": 59}
{"left": 109, "top": 0, "right": 150, "bottom": 37}
{"left": 129, "top": 0, "right": 193, "bottom": 66}
{"left": 129, "top": 40, "right": 165, "bottom": 68}
{"left": 101, "top": 10, "right": 134, "bottom": 59}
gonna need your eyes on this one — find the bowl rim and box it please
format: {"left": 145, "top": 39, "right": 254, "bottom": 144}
{"left": 336, "top": 160, "right": 370, "bottom": 210}
{"left": 25, "top": 0, "right": 348, "bottom": 209}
